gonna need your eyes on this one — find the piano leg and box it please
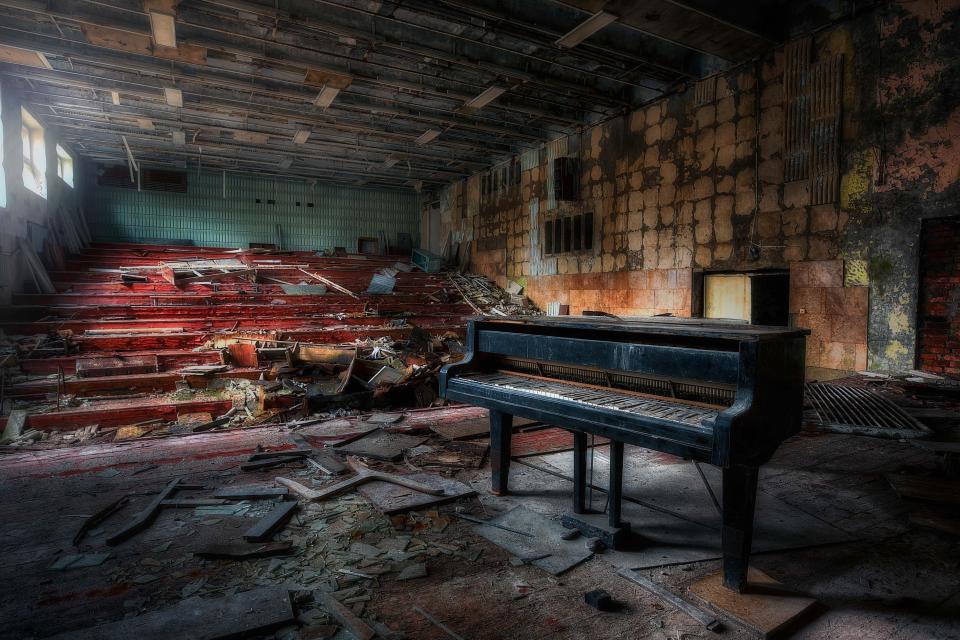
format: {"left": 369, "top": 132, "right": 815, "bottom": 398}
{"left": 721, "top": 465, "right": 759, "bottom": 592}
{"left": 608, "top": 441, "right": 624, "bottom": 528}
{"left": 572, "top": 432, "right": 587, "bottom": 514}
{"left": 489, "top": 411, "right": 513, "bottom": 496}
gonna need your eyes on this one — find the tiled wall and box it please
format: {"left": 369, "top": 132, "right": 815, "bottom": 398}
{"left": 525, "top": 269, "right": 692, "bottom": 317}
{"left": 85, "top": 169, "right": 420, "bottom": 252}
{"left": 790, "top": 260, "right": 868, "bottom": 371}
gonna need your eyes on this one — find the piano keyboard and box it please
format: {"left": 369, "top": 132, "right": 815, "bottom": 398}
{"left": 457, "top": 372, "right": 719, "bottom": 427}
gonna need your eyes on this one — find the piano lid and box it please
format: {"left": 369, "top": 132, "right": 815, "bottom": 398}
{"left": 470, "top": 315, "right": 811, "bottom": 342}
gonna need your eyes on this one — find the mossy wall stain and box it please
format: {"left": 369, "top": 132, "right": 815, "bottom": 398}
{"left": 841, "top": 1, "right": 960, "bottom": 371}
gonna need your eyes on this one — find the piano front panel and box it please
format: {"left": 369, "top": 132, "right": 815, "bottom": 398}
{"left": 476, "top": 330, "right": 741, "bottom": 386}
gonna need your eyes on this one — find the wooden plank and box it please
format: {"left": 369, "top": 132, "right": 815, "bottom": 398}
{"left": 47, "top": 587, "right": 294, "bottom": 640}
{"left": 175, "top": 268, "right": 257, "bottom": 285}
{"left": 214, "top": 486, "right": 289, "bottom": 499}
{"left": 687, "top": 568, "right": 817, "bottom": 639}
{"left": 618, "top": 569, "right": 720, "bottom": 631}
{"left": 315, "top": 591, "right": 374, "bottom": 640}
{"left": 194, "top": 541, "right": 294, "bottom": 559}
{"left": 243, "top": 500, "right": 298, "bottom": 542}
{"left": 106, "top": 477, "right": 182, "bottom": 545}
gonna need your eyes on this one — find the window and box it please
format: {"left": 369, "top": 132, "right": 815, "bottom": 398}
{"left": 21, "top": 108, "right": 46, "bottom": 198}
{"left": 56, "top": 144, "right": 73, "bottom": 187}
{"left": 0, "top": 82, "right": 5, "bottom": 208}
{"left": 544, "top": 212, "right": 592, "bottom": 256}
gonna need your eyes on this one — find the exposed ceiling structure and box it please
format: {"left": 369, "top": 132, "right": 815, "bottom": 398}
{"left": 0, "top": 0, "right": 843, "bottom": 190}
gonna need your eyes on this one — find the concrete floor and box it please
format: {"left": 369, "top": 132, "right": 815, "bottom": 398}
{"left": 0, "top": 421, "right": 957, "bottom": 639}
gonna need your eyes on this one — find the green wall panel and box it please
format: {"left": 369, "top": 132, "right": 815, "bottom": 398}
{"left": 85, "top": 170, "right": 420, "bottom": 251}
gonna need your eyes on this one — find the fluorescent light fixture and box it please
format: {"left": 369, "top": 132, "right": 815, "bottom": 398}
{"left": 292, "top": 129, "right": 311, "bottom": 144}
{"left": 313, "top": 86, "right": 340, "bottom": 108}
{"left": 383, "top": 157, "right": 399, "bottom": 168}
{"left": 171, "top": 130, "right": 186, "bottom": 146}
{"left": 415, "top": 129, "right": 441, "bottom": 146}
{"left": 462, "top": 85, "right": 506, "bottom": 112}
{"left": 555, "top": 11, "right": 618, "bottom": 48}
{"left": 110, "top": 91, "right": 120, "bottom": 105}
{"left": 278, "top": 157, "right": 293, "bottom": 169}
{"left": 164, "top": 87, "right": 183, "bottom": 107}
{"left": 148, "top": 11, "right": 177, "bottom": 48}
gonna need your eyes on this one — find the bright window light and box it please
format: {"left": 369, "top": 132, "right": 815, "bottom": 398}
{"left": 56, "top": 144, "right": 73, "bottom": 187}
{"left": 21, "top": 107, "right": 46, "bottom": 199}
{"left": 0, "top": 81, "right": 6, "bottom": 208}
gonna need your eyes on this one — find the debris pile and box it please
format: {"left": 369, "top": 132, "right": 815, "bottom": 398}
{"left": 447, "top": 272, "right": 541, "bottom": 317}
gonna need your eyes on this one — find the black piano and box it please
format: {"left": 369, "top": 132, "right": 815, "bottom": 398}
{"left": 439, "top": 316, "right": 809, "bottom": 592}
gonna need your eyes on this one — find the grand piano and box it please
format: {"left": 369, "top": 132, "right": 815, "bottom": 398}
{"left": 439, "top": 316, "right": 809, "bottom": 592}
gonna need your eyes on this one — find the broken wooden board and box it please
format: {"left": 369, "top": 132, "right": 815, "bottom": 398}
{"left": 244, "top": 500, "right": 298, "bottom": 542}
{"left": 430, "top": 417, "right": 490, "bottom": 441}
{"left": 46, "top": 586, "right": 294, "bottom": 640}
{"left": 407, "top": 441, "right": 487, "bottom": 468}
{"left": 106, "top": 477, "right": 183, "bottom": 545}
{"left": 357, "top": 473, "right": 475, "bottom": 515}
{"left": 471, "top": 505, "right": 593, "bottom": 575}
{"left": 76, "top": 354, "right": 158, "bottom": 378}
{"left": 214, "top": 485, "right": 289, "bottom": 500}
{"left": 886, "top": 473, "right": 960, "bottom": 505}
{"left": 228, "top": 342, "right": 259, "bottom": 368}
{"left": 195, "top": 541, "right": 294, "bottom": 560}
{"left": 333, "top": 427, "right": 426, "bottom": 461}
{"left": 315, "top": 591, "right": 374, "bottom": 640}
{"left": 687, "top": 568, "right": 818, "bottom": 639}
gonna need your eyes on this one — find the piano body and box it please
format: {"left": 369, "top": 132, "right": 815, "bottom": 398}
{"left": 439, "top": 316, "right": 809, "bottom": 592}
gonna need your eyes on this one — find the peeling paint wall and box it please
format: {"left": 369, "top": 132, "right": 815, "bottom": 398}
{"left": 432, "top": 0, "right": 960, "bottom": 374}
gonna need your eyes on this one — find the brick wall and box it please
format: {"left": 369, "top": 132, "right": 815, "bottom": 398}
{"left": 790, "top": 260, "right": 869, "bottom": 372}
{"left": 917, "top": 217, "right": 960, "bottom": 378}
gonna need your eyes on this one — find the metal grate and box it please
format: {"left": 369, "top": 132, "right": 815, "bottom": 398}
{"left": 805, "top": 382, "right": 933, "bottom": 439}
{"left": 783, "top": 37, "right": 811, "bottom": 183}
{"left": 809, "top": 55, "right": 843, "bottom": 205}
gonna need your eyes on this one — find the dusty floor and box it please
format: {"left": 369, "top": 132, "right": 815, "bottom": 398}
{"left": 0, "top": 416, "right": 957, "bottom": 640}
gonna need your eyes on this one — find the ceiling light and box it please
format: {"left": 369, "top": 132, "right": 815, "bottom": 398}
{"left": 313, "top": 86, "right": 340, "bottom": 109}
{"left": 110, "top": 91, "right": 120, "bottom": 105}
{"left": 292, "top": 129, "right": 311, "bottom": 145}
{"left": 278, "top": 157, "right": 293, "bottom": 169}
{"left": 415, "top": 129, "right": 441, "bottom": 146}
{"left": 164, "top": 87, "right": 183, "bottom": 107}
{"left": 148, "top": 11, "right": 177, "bottom": 48}
{"left": 171, "top": 130, "right": 185, "bottom": 146}
{"left": 383, "top": 157, "right": 399, "bottom": 168}
{"left": 462, "top": 85, "right": 506, "bottom": 112}
{"left": 555, "top": 11, "right": 618, "bottom": 48}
